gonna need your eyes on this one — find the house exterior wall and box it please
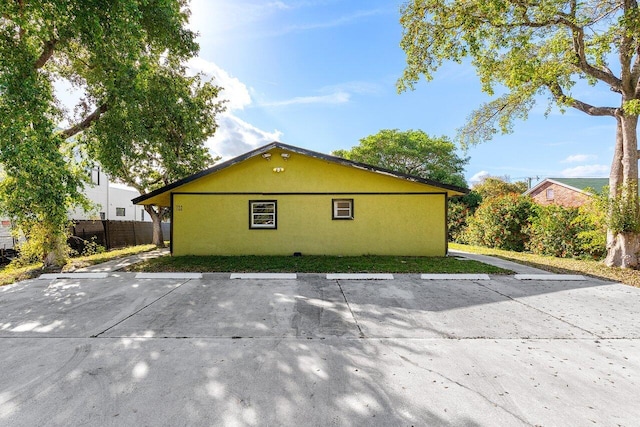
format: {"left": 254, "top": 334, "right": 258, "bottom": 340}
{"left": 169, "top": 148, "right": 448, "bottom": 256}
{"left": 69, "top": 168, "right": 150, "bottom": 221}
{"left": 173, "top": 193, "right": 446, "bottom": 256}
{"left": 529, "top": 181, "right": 591, "bottom": 207}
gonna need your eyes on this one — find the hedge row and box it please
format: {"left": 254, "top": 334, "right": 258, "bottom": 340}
{"left": 449, "top": 194, "right": 607, "bottom": 260}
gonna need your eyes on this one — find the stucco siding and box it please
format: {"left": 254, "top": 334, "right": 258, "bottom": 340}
{"left": 172, "top": 193, "right": 446, "bottom": 256}
{"left": 143, "top": 148, "right": 450, "bottom": 206}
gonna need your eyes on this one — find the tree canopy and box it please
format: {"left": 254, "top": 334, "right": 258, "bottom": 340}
{"left": 333, "top": 129, "right": 468, "bottom": 188}
{"left": 398, "top": 0, "right": 640, "bottom": 267}
{"left": 84, "top": 56, "right": 225, "bottom": 245}
{"left": 0, "top": 0, "right": 205, "bottom": 265}
{"left": 472, "top": 177, "right": 528, "bottom": 200}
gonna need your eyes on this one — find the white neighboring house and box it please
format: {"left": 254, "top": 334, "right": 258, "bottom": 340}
{"left": 0, "top": 168, "right": 152, "bottom": 252}
{"left": 69, "top": 167, "right": 151, "bottom": 222}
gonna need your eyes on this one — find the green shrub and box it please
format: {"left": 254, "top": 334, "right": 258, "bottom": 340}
{"left": 526, "top": 201, "right": 606, "bottom": 260}
{"left": 526, "top": 204, "right": 581, "bottom": 257}
{"left": 606, "top": 184, "right": 640, "bottom": 234}
{"left": 448, "top": 191, "right": 481, "bottom": 242}
{"left": 465, "top": 194, "right": 534, "bottom": 251}
{"left": 573, "top": 200, "right": 607, "bottom": 259}
{"left": 13, "top": 221, "right": 70, "bottom": 267}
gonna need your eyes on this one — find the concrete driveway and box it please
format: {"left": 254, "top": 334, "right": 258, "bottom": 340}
{"left": 0, "top": 272, "right": 638, "bottom": 426}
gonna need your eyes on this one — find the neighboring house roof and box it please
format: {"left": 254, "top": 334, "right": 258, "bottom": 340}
{"left": 133, "top": 141, "right": 469, "bottom": 205}
{"left": 524, "top": 177, "right": 609, "bottom": 196}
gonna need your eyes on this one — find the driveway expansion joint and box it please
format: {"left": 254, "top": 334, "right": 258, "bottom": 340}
{"left": 476, "top": 281, "right": 602, "bottom": 339}
{"left": 89, "top": 278, "right": 193, "bottom": 338}
{"left": 334, "top": 279, "right": 366, "bottom": 338}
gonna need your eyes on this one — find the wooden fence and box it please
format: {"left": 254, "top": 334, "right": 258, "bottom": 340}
{"left": 71, "top": 220, "right": 170, "bottom": 250}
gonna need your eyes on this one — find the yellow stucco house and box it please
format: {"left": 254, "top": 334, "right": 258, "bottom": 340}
{"left": 133, "top": 142, "right": 468, "bottom": 257}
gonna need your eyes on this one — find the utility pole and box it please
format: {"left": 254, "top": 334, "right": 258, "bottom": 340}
{"left": 525, "top": 176, "right": 540, "bottom": 189}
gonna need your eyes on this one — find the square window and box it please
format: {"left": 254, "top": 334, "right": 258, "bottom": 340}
{"left": 546, "top": 188, "right": 554, "bottom": 200}
{"left": 249, "top": 200, "right": 277, "bottom": 229}
{"left": 116, "top": 207, "right": 126, "bottom": 217}
{"left": 332, "top": 199, "right": 354, "bottom": 220}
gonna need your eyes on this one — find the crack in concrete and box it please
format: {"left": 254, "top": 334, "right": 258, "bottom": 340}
{"left": 89, "top": 279, "right": 192, "bottom": 338}
{"left": 388, "top": 346, "right": 536, "bottom": 426}
{"left": 335, "top": 279, "right": 365, "bottom": 338}
{"left": 475, "top": 280, "right": 602, "bottom": 339}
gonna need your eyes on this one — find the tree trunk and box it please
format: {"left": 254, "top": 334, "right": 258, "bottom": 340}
{"left": 43, "top": 234, "right": 68, "bottom": 268}
{"left": 144, "top": 205, "right": 166, "bottom": 248}
{"left": 605, "top": 114, "right": 639, "bottom": 268}
{"left": 605, "top": 232, "right": 640, "bottom": 268}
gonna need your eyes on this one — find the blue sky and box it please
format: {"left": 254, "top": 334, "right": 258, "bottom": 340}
{"left": 185, "top": 0, "right": 617, "bottom": 186}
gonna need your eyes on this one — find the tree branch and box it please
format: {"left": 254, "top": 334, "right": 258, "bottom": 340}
{"left": 569, "top": 22, "right": 622, "bottom": 91}
{"left": 498, "top": 4, "right": 622, "bottom": 91}
{"left": 547, "top": 82, "right": 618, "bottom": 117}
{"left": 59, "top": 103, "right": 108, "bottom": 139}
{"left": 34, "top": 38, "right": 57, "bottom": 69}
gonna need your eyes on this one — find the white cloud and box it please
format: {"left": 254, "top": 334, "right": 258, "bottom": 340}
{"left": 187, "top": 57, "right": 283, "bottom": 158}
{"left": 269, "top": 8, "right": 387, "bottom": 36}
{"left": 207, "top": 114, "right": 283, "bottom": 160}
{"left": 187, "top": 57, "right": 252, "bottom": 110}
{"left": 320, "top": 81, "right": 383, "bottom": 95}
{"left": 469, "top": 171, "right": 490, "bottom": 183}
{"left": 261, "top": 91, "right": 350, "bottom": 107}
{"left": 560, "top": 164, "right": 609, "bottom": 177}
{"left": 561, "top": 154, "right": 597, "bottom": 163}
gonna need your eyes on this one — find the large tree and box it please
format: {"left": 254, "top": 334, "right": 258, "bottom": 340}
{"left": 398, "top": 1, "right": 640, "bottom": 268}
{"left": 0, "top": 0, "right": 203, "bottom": 266}
{"left": 473, "top": 177, "right": 528, "bottom": 200}
{"left": 333, "top": 129, "right": 468, "bottom": 188}
{"left": 84, "top": 56, "right": 224, "bottom": 246}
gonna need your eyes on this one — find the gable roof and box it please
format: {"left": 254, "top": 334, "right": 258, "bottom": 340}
{"left": 133, "top": 141, "right": 469, "bottom": 204}
{"left": 524, "top": 177, "right": 608, "bottom": 196}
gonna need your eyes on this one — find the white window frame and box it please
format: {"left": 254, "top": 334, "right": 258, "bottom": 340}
{"left": 546, "top": 188, "right": 554, "bottom": 200}
{"left": 332, "top": 199, "right": 354, "bottom": 220}
{"left": 249, "top": 200, "right": 277, "bottom": 229}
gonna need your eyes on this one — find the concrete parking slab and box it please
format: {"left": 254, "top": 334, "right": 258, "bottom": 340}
{"left": 482, "top": 275, "right": 640, "bottom": 339}
{"left": 1, "top": 272, "right": 639, "bottom": 426}
{"left": 335, "top": 276, "right": 595, "bottom": 339}
{"left": 0, "top": 337, "right": 637, "bottom": 426}
{"left": 0, "top": 273, "right": 185, "bottom": 338}
{"left": 103, "top": 274, "right": 357, "bottom": 339}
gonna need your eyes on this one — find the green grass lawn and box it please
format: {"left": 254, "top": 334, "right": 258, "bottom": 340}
{"left": 0, "top": 244, "right": 158, "bottom": 286}
{"left": 450, "top": 242, "right": 640, "bottom": 287}
{"left": 126, "top": 254, "right": 511, "bottom": 274}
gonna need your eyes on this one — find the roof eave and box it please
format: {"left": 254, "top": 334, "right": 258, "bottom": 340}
{"left": 132, "top": 141, "right": 470, "bottom": 204}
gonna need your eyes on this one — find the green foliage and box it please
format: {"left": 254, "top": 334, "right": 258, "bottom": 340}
{"left": 12, "top": 222, "right": 70, "bottom": 267}
{"left": 447, "top": 191, "right": 482, "bottom": 242}
{"left": 526, "top": 204, "right": 582, "bottom": 258}
{"left": 464, "top": 194, "right": 534, "bottom": 251}
{"left": 607, "top": 184, "right": 640, "bottom": 234}
{"left": 472, "top": 177, "right": 527, "bottom": 200}
{"left": 69, "top": 236, "right": 106, "bottom": 258}
{"left": 84, "top": 56, "right": 224, "bottom": 194}
{"left": 573, "top": 201, "right": 608, "bottom": 260}
{"left": 397, "top": 1, "right": 640, "bottom": 131}
{"left": 0, "top": 1, "right": 203, "bottom": 264}
{"left": 467, "top": 197, "right": 607, "bottom": 260}
{"left": 333, "top": 129, "right": 468, "bottom": 188}
{"left": 397, "top": 0, "right": 640, "bottom": 266}
{"left": 526, "top": 201, "right": 607, "bottom": 260}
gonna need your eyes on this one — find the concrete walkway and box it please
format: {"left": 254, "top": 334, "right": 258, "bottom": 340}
{"left": 0, "top": 271, "right": 637, "bottom": 426}
{"left": 449, "top": 249, "right": 551, "bottom": 274}
{"left": 73, "top": 247, "right": 169, "bottom": 273}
